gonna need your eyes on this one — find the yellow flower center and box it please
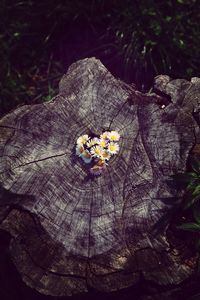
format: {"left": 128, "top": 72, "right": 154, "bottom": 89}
{"left": 101, "top": 151, "right": 109, "bottom": 158}
{"left": 99, "top": 140, "right": 107, "bottom": 148}
{"left": 109, "top": 131, "right": 120, "bottom": 141}
{"left": 94, "top": 148, "right": 102, "bottom": 155}
{"left": 109, "top": 144, "right": 116, "bottom": 151}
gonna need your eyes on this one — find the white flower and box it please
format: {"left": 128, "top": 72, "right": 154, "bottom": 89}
{"left": 100, "top": 150, "right": 111, "bottom": 161}
{"left": 90, "top": 145, "right": 103, "bottom": 158}
{"left": 81, "top": 150, "right": 92, "bottom": 164}
{"left": 77, "top": 134, "right": 89, "bottom": 145}
{"left": 108, "top": 131, "right": 120, "bottom": 142}
{"left": 107, "top": 142, "right": 120, "bottom": 155}
{"left": 98, "top": 139, "right": 107, "bottom": 148}
{"left": 100, "top": 131, "right": 110, "bottom": 140}
{"left": 76, "top": 144, "right": 84, "bottom": 157}
{"left": 76, "top": 131, "right": 120, "bottom": 169}
{"left": 86, "top": 137, "right": 100, "bottom": 148}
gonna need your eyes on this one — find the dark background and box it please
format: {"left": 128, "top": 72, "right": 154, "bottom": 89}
{"left": 1, "top": 0, "right": 200, "bottom": 117}
{"left": 1, "top": 0, "right": 200, "bottom": 299}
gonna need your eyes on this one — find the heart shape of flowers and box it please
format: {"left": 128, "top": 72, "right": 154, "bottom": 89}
{"left": 75, "top": 131, "right": 120, "bottom": 176}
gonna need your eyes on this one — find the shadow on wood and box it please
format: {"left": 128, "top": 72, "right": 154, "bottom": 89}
{"left": 0, "top": 58, "right": 200, "bottom": 297}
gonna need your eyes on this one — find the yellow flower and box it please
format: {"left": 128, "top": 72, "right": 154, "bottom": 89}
{"left": 108, "top": 131, "right": 120, "bottom": 142}
{"left": 107, "top": 142, "right": 119, "bottom": 155}
{"left": 98, "top": 139, "right": 107, "bottom": 148}
{"left": 77, "top": 134, "right": 89, "bottom": 145}
{"left": 91, "top": 145, "right": 103, "bottom": 158}
{"left": 100, "top": 150, "right": 111, "bottom": 161}
{"left": 76, "top": 131, "right": 120, "bottom": 167}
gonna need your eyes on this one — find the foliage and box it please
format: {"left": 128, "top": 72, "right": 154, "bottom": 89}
{"left": 1, "top": 0, "right": 200, "bottom": 116}
{"left": 152, "top": 157, "right": 200, "bottom": 242}
{"left": 174, "top": 157, "right": 200, "bottom": 209}
{"left": 106, "top": 0, "right": 200, "bottom": 88}
{"left": 0, "top": 0, "right": 68, "bottom": 116}
{"left": 175, "top": 156, "right": 200, "bottom": 272}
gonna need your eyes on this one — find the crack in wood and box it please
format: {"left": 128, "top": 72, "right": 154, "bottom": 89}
{"left": 0, "top": 58, "right": 199, "bottom": 296}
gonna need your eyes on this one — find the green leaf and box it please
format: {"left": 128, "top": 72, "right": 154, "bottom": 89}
{"left": 14, "top": 32, "right": 20, "bottom": 37}
{"left": 165, "top": 16, "right": 172, "bottom": 22}
{"left": 177, "top": 222, "right": 200, "bottom": 232}
{"left": 192, "top": 185, "right": 200, "bottom": 196}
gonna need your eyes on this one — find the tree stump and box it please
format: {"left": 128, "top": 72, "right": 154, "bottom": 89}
{"left": 0, "top": 58, "right": 200, "bottom": 296}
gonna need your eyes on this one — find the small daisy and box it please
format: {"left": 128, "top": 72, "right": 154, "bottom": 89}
{"left": 76, "top": 144, "right": 84, "bottom": 157}
{"left": 108, "top": 131, "right": 120, "bottom": 142}
{"left": 100, "top": 131, "right": 110, "bottom": 140}
{"left": 77, "top": 134, "right": 89, "bottom": 145}
{"left": 107, "top": 142, "right": 120, "bottom": 155}
{"left": 98, "top": 139, "right": 107, "bottom": 148}
{"left": 90, "top": 145, "right": 103, "bottom": 158}
{"left": 81, "top": 150, "right": 92, "bottom": 164}
{"left": 86, "top": 137, "right": 100, "bottom": 148}
{"left": 100, "top": 150, "right": 111, "bottom": 161}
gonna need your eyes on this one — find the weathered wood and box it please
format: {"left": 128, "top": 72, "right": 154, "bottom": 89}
{"left": 0, "top": 58, "right": 200, "bottom": 296}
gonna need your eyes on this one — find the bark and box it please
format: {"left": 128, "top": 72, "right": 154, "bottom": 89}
{"left": 0, "top": 58, "right": 200, "bottom": 296}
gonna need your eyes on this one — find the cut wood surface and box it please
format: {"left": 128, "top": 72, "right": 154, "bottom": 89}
{"left": 0, "top": 58, "right": 200, "bottom": 296}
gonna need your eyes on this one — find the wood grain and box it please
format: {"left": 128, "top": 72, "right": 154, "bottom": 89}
{"left": 0, "top": 58, "right": 199, "bottom": 296}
